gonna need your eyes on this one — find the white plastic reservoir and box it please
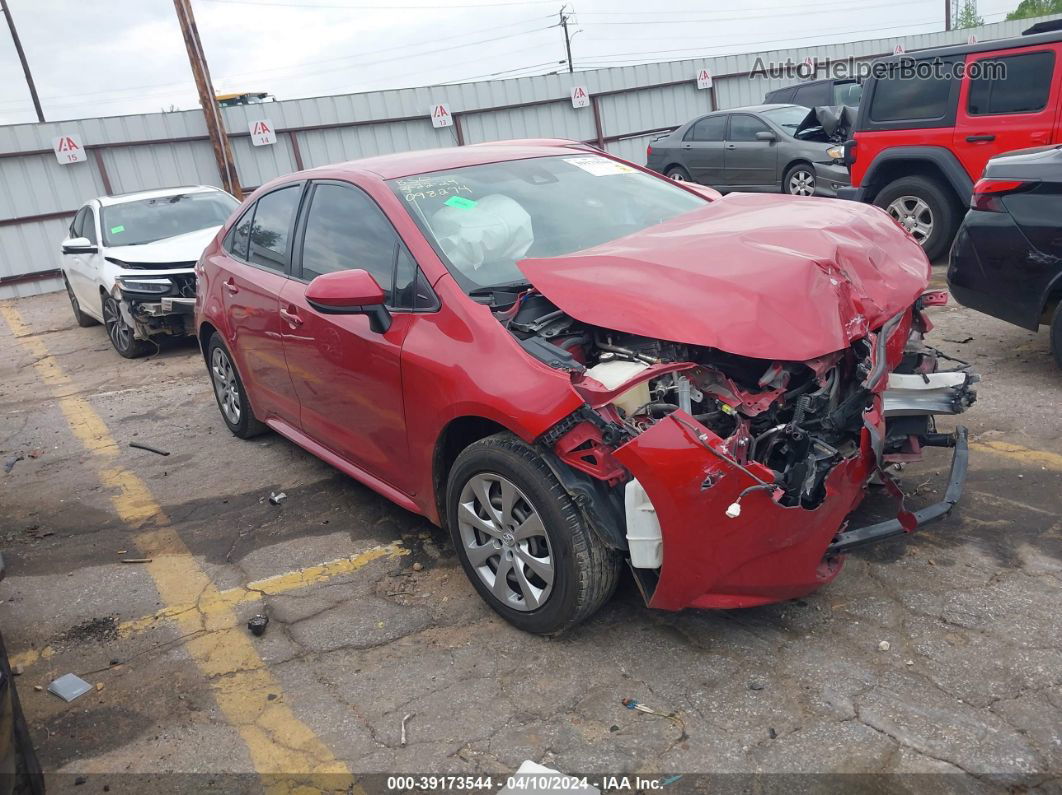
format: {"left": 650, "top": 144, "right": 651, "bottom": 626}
{"left": 624, "top": 477, "right": 663, "bottom": 569}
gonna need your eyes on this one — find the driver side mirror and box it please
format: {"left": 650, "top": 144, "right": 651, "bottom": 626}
{"left": 755, "top": 131, "right": 778, "bottom": 142}
{"left": 305, "top": 269, "right": 392, "bottom": 333}
{"left": 62, "top": 237, "right": 97, "bottom": 255}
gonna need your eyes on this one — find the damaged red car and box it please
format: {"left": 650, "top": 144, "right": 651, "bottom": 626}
{"left": 195, "top": 141, "right": 976, "bottom": 634}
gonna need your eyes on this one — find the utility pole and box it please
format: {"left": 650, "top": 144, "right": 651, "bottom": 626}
{"left": 1, "top": 1, "right": 44, "bottom": 122}
{"left": 945, "top": 0, "right": 952, "bottom": 30}
{"left": 560, "top": 5, "right": 574, "bottom": 74}
{"left": 172, "top": 0, "right": 242, "bottom": 198}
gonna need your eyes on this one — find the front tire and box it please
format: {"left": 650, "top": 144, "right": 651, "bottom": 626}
{"left": 102, "top": 294, "right": 151, "bottom": 358}
{"left": 206, "top": 333, "right": 266, "bottom": 438}
{"left": 784, "top": 162, "right": 816, "bottom": 196}
{"left": 446, "top": 433, "right": 621, "bottom": 635}
{"left": 874, "top": 176, "right": 959, "bottom": 261}
{"left": 65, "top": 277, "right": 98, "bottom": 327}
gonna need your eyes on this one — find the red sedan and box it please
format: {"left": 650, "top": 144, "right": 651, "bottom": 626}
{"left": 195, "top": 140, "right": 976, "bottom": 634}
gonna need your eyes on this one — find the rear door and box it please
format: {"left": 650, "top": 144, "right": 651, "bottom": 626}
{"left": 214, "top": 184, "right": 303, "bottom": 425}
{"left": 279, "top": 180, "right": 430, "bottom": 493}
{"left": 682, "top": 115, "right": 727, "bottom": 185}
{"left": 723, "top": 114, "right": 778, "bottom": 190}
{"left": 953, "top": 46, "right": 1061, "bottom": 181}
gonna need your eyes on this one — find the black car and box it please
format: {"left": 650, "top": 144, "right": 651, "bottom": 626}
{"left": 0, "top": 557, "right": 44, "bottom": 795}
{"left": 948, "top": 145, "right": 1062, "bottom": 368}
{"left": 763, "top": 77, "right": 862, "bottom": 107}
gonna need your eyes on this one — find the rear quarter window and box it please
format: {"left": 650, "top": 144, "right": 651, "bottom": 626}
{"left": 869, "top": 64, "right": 954, "bottom": 122}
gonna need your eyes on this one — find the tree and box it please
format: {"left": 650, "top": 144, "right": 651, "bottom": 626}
{"left": 1006, "top": 0, "right": 1062, "bottom": 20}
{"left": 956, "top": 0, "right": 984, "bottom": 27}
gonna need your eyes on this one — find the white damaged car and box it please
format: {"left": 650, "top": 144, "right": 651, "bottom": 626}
{"left": 60, "top": 186, "right": 238, "bottom": 357}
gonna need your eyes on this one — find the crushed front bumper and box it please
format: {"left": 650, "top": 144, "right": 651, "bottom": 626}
{"left": 612, "top": 410, "right": 970, "bottom": 612}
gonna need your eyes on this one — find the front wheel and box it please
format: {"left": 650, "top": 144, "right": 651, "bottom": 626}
{"left": 784, "top": 163, "right": 816, "bottom": 196}
{"left": 874, "top": 176, "right": 959, "bottom": 261}
{"left": 102, "top": 294, "right": 151, "bottom": 358}
{"left": 446, "top": 433, "right": 621, "bottom": 635}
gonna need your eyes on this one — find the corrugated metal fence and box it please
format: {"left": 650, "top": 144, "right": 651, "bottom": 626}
{"left": 0, "top": 14, "right": 1051, "bottom": 298}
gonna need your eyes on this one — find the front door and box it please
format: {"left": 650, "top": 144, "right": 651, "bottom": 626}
{"left": 63, "top": 206, "right": 103, "bottom": 314}
{"left": 682, "top": 115, "right": 728, "bottom": 186}
{"left": 953, "top": 46, "right": 1061, "bottom": 183}
{"left": 723, "top": 114, "right": 779, "bottom": 190}
{"left": 213, "top": 184, "right": 304, "bottom": 426}
{"left": 280, "top": 181, "right": 415, "bottom": 493}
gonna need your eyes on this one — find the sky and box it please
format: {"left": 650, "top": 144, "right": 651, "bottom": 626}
{"left": 0, "top": 0, "right": 1026, "bottom": 125}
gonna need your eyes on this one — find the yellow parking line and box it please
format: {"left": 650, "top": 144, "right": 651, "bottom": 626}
{"left": 971, "top": 439, "right": 1062, "bottom": 472}
{"left": 1, "top": 305, "right": 352, "bottom": 786}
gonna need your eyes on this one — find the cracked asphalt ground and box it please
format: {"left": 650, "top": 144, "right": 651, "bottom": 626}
{"left": 1, "top": 273, "right": 1060, "bottom": 793}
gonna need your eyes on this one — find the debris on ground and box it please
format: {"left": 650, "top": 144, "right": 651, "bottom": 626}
{"left": 247, "top": 615, "right": 269, "bottom": 636}
{"left": 48, "top": 673, "right": 93, "bottom": 702}
{"left": 268, "top": 491, "right": 286, "bottom": 505}
{"left": 621, "top": 697, "right": 685, "bottom": 731}
{"left": 748, "top": 680, "right": 766, "bottom": 690}
{"left": 412, "top": 562, "right": 424, "bottom": 572}
{"left": 129, "top": 441, "right": 170, "bottom": 456}
{"left": 120, "top": 558, "right": 152, "bottom": 564}
{"left": 95, "top": 682, "right": 104, "bottom": 692}
{"left": 12, "top": 664, "right": 22, "bottom": 676}
{"left": 33, "top": 685, "right": 42, "bottom": 692}
{"left": 3, "top": 453, "right": 23, "bottom": 474}
{"left": 878, "top": 640, "right": 891, "bottom": 651}
{"left": 400, "top": 712, "right": 414, "bottom": 746}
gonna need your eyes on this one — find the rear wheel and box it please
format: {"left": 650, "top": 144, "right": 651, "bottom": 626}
{"left": 207, "top": 333, "right": 267, "bottom": 438}
{"left": 446, "top": 433, "right": 621, "bottom": 635}
{"left": 665, "top": 165, "right": 692, "bottom": 182}
{"left": 1051, "top": 302, "right": 1062, "bottom": 370}
{"left": 874, "top": 176, "right": 959, "bottom": 261}
{"left": 65, "top": 277, "right": 98, "bottom": 327}
{"left": 102, "top": 294, "right": 151, "bottom": 358}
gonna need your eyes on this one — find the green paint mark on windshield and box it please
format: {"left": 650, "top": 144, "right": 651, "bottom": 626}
{"left": 444, "top": 195, "right": 477, "bottom": 210}
{"left": 110, "top": 225, "right": 125, "bottom": 235}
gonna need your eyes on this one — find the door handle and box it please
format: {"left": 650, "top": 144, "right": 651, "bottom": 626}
{"left": 965, "top": 134, "right": 995, "bottom": 143}
{"left": 725, "top": 144, "right": 736, "bottom": 150}
{"left": 223, "top": 277, "right": 239, "bottom": 294}
{"left": 279, "top": 306, "right": 303, "bottom": 327}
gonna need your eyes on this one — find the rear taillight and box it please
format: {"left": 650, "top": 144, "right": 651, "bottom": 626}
{"left": 646, "top": 143, "right": 653, "bottom": 159}
{"left": 970, "top": 178, "right": 1038, "bottom": 212}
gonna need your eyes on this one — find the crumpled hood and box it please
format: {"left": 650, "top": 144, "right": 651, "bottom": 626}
{"left": 106, "top": 225, "right": 221, "bottom": 264}
{"left": 517, "top": 193, "right": 930, "bottom": 361}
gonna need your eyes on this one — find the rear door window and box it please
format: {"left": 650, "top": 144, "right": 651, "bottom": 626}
{"left": 684, "top": 115, "right": 727, "bottom": 142}
{"left": 967, "top": 51, "right": 1055, "bottom": 115}
{"left": 869, "top": 61, "right": 954, "bottom": 122}
{"left": 248, "top": 185, "right": 302, "bottom": 272}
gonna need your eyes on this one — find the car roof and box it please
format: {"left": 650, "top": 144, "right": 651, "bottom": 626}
{"left": 289, "top": 139, "right": 596, "bottom": 182}
{"left": 706, "top": 104, "right": 800, "bottom": 115}
{"left": 96, "top": 185, "right": 225, "bottom": 207}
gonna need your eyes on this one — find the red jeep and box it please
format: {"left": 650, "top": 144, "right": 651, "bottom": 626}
{"left": 840, "top": 22, "right": 1062, "bottom": 259}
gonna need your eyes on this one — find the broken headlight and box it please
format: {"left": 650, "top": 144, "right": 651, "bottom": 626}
{"left": 117, "top": 277, "right": 171, "bottom": 294}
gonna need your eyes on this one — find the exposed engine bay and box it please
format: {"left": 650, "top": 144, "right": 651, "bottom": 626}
{"left": 495, "top": 288, "right": 977, "bottom": 574}
{"left": 113, "top": 268, "right": 198, "bottom": 340}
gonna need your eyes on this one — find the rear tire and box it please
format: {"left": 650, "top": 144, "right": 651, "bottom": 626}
{"left": 874, "top": 175, "right": 959, "bottom": 261}
{"left": 65, "top": 277, "right": 98, "bottom": 327}
{"left": 1051, "top": 302, "right": 1062, "bottom": 370}
{"left": 665, "top": 165, "right": 693, "bottom": 182}
{"left": 446, "top": 433, "right": 621, "bottom": 635}
{"left": 102, "top": 294, "right": 151, "bottom": 358}
{"left": 207, "top": 333, "right": 267, "bottom": 438}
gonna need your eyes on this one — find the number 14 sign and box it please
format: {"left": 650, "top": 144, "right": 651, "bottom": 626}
{"left": 249, "top": 119, "right": 277, "bottom": 146}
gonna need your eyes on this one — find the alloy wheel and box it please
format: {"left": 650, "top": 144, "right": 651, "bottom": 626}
{"left": 668, "top": 170, "right": 686, "bottom": 181}
{"left": 886, "top": 195, "right": 934, "bottom": 244}
{"left": 211, "top": 347, "right": 242, "bottom": 425}
{"left": 788, "top": 169, "right": 816, "bottom": 196}
{"left": 102, "top": 296, "right": 133, "bottom": 352}
{"left": 457, "top": 472, "right": 554, "bottom": 611}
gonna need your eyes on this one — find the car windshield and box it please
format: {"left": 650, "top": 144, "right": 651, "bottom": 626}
{"left": 389, "top": 154, "right": 707, "bottom": 291}
{"left": 761, "top": 105, "right": 811, "bottom": 131}
{"left": 101, "top": 191, "right": 238, "bottom": 247}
